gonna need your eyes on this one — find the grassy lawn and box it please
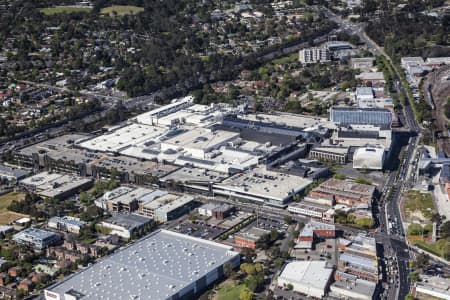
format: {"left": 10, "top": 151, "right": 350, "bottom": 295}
{"left": 0, "top": 211, "right": 29, "bottom": 225}
{"left": 0, "top": 192, "right": 25, "bottom": 210}
{"left": 79, "top": 237, "right": 97, "bottom": 244}
{"left": 414, "top": 240, "right": 444, "bottom": 258}
{"left": 101, "top": 5, "right": 144, "bottom": 16}
{"left": 40, "top": 6, "right": 92, "bottom": 15}
{"left": 216, "top": 283, "right": 246, "bottom": 300}
{"left": 404, "top": 190, "right": 435, "bottom": 220}
{"left": 271, "top": 53, "right": 299, "bottom": 65}
{"left": 0, "top": 192, "right": 29, "bottom": 224}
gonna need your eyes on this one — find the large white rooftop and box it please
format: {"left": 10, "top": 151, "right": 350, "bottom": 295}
{"left": 278, "top": 261, "right": 333, "bottom": 294}
{"left": 161, "top": 128, "right": 239, "bottom": 153}
{"left": 238, "top": 112, "right": 334, "bottom": 130}
{"left": 79, "top": 123, "right": 167, "bottom": 153}
{"left": 46, "top": 229, "right": 239, "bottom": 300}
{"left": 214, "top": 167, "right": 312, "bottom": 202}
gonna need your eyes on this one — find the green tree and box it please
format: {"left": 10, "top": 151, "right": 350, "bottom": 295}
{"left": 408, "top": 271, "right": 420, "bottom": 282}
{"left": 440, "top": 221, "right": 450, "bottom": 238}
{"left": 355, "top": 218, "right": 374, "bottom": 229}
{"left": 239, "top": 288, "right": 253, "bottom": 300}
{"left": 405, "top": 294, "right": 415, "bottom": 300}
{"left": 355, "top": 177, "right": 372, "bottom": 185}
{"left": 416, "top": 253, "right": 430, "bottom": 269}
{"left": 408, "top": 224, "right": 424, "bottom": 236}
{"left": 244, "top": 274, "right": 265, "bottom": 292}
{"left": 334, "top": 173, "right": 346, "bottom": 180}
{"left": 224, "top": 262, "right": 233, "bottom": 278}
{"left": 284, "top": 216, "right": 293, "bottom": 225}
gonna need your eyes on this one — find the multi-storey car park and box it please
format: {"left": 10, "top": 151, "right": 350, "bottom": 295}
{"left": 44, "top": 229, "right": 240, "bottom": 300}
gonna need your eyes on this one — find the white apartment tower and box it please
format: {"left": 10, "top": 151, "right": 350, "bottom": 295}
{"left": 299, "top": 47, "right": 330, "bottom": 64}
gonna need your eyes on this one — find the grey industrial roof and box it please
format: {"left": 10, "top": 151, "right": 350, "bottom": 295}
{"left": 356, "top": 87, "right": 374, "bottom": 97}
{"left": 13, "top": 228, "right": 59, "bottom": 241}
{"left": 47, "top": 229, "right": 239, "bottom": 300}
{"left": 339, "top": 253, "right": 377, "bottom": 272}
{"left": 48, "top": 216, "right": 86, "bottom": 228}
{"left": 102, "top": 214, "right": 151, "bottom": 230}
{"left": 0, "top": 165, "right": 30, "bottom": 179}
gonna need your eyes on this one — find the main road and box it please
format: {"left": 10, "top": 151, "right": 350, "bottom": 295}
{"left": 314, "top": 7, "right": 423, "bottom": 299}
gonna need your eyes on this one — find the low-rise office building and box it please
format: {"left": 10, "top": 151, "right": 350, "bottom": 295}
{"left": 296, "top": 221, "right": 336, "bottom": 249}
{"left": 198, "top": 203, "right": 235, "bottom": 220}
{"left": 288, "top": 201, "right": 331, "bottom": 220}
{"left": 234, "top": 227, "right": 270, "bottom": 250}
{"left": 13, "top": 228, "right": 61, "bottom": 250}
{"left": 44, "top": 229, "right": 240, "bottom": 300}
{"left": 425, "top": 57, "right": 450, "bottom": 67}
{"left": 0, "top": 165, "right": 30, "bottom": 182}
{"left": 330, "top": 271, "right": 376, "bottom": 300}
{"left": 47, "top": 216, "right": 86, "bottom": 234}
{"left": 351, "top": 57, "right": 375, "bottom": 72}
{"left": 20, "top": 171, "right": 93, "bottom": 200}
{"left": 153, "top": 195, "right": 195, "bottom": 222}
{"left": 355, "top": 72, "right": 385, "bottom": 87}
{"left": 99, "top": 214, "right": 153, "bottom": 239}
{"left": 309, "top": 146, "right": 349, "bottom": 164}
{"left": 339, "top": 233, "right": 377, "bottom": 259}
{"left": 338, "top": 252, "right": 379, "bottom": 282}
{"left": 105, "top": 187, "right": 155, "bottom": 213}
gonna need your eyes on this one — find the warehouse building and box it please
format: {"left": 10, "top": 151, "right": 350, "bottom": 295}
{"left": 277, "top": 261, "right": 334, "bottom": 298}
{"left": 13, "top": 228, "right": 61, "bottom": 250}
{"left": 44, "top": 229, "right": 240, "bottom": 300}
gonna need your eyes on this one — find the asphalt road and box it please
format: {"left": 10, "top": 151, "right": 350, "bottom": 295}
{"left": 319, "top": 7, "right": 422, "bottom": 299}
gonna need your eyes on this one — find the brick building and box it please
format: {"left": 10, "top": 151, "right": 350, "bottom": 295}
{"left": 234, "top": 227, "right": 270, "bottom": 250}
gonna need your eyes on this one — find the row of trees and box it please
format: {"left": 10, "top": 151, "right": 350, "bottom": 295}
{"left": 335, "top": 210, "right": 375, "bottom": 229}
